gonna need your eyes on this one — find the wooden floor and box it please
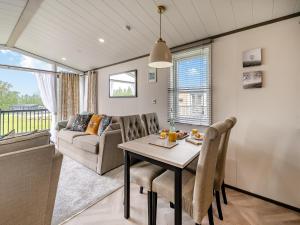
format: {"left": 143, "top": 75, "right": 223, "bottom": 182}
{"left": 64, "top": 184, "right": 300, "bottom": 225}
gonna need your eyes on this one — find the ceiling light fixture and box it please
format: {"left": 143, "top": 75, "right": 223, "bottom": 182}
{"left": 61, "top": 57, "right": 66, "bottom": 61}
{"left": 98, "top": 38, "right": 105, "bottom": 43}
{"left": 149, "top": 5, "right": 172, "bottom": 68}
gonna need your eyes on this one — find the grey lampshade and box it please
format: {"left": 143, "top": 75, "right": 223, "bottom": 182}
{"left": 149, "top": 38, "right": 172, "bottom": 68}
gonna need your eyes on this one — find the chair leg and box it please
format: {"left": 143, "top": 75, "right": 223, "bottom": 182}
{"left": 221, "top": 182, "right": 228, "bottom": 205}
{"left": 140, "top": 186, "right": 143, "bottom": 194}
{"left": 170, "top": 202, "right": 174, "bottom": 209}
{"left": 208, "top": 204, "right": 214, "bottom": 225}
{"left": 152, "top": 192, "right": 157, "bottom": 225}
{"left": 147, "top": 191, "right": 152, "bottom": 225}
{"left": 215, "top": 191, "right": 223, "bottom": 220}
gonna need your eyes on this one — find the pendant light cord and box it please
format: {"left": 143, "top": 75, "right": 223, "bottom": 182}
{"left": 159, "top": 9, "right": 162, "bottom": 39}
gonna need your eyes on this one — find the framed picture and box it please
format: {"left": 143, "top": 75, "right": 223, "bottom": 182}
{"left": 109, "top": 70, "right": 137, "bottom": 98}
{"left": 242, "top": 71, "right": 263, "bottom": 89}
{"left": 148, "top": 67, "right": 157, "bottom": 83}
{"left": 242, "top": 48, "right": 262, "bottom": 67}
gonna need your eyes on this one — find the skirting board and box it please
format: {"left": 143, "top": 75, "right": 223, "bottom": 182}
{"left": 225, "top": 184, "right": 300, "bottom": 213}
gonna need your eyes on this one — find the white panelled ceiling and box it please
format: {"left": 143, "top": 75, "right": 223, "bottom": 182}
{"left": 1, "top": 0, "right": 299, "bottom": 71}
{"left": 0, "top": 0, "right": 27, "bottom": 43}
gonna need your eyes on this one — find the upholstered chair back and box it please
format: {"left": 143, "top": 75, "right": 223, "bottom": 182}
{"left": 192, "top": 121, "right": 228, "bottom": 224}
{"left": 141, "top": 112, "right": 160, "bottom": 135}
{"left": 119, "top": 115, "right": 146, "bottom": 142}
{"left": 0, "top": 144, "right": 62, "bottom": 225}
{"left": 214, "top": 117, "right": 237, "bottom": 191}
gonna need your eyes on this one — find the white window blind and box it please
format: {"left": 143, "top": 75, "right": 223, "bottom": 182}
{"left": 168, "top": 45, "right": 211, "bottom": 126}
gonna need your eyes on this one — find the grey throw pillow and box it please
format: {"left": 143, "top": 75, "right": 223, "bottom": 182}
{"left": 98, "top": 115, "right": 112, "bottom": 136}
{"left": 109, "top": 123, "right": 121, "bottom": 130}
{"left": 70, "top": 114, "right": 93, "bottom": 132}
{"left": 66, "top": 115, "right": 76, "bottom": 129}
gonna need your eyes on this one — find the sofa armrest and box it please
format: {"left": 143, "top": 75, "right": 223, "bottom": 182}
{"left": 55, "top": 120, "right": 68, "bottom": 131}
{"left": 97, "top": 129, "right": 123, "bottom": 175}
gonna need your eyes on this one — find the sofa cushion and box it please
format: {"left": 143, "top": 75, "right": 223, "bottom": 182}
{"left": 66, "top": 115, "right": 76, "bottom": 129}
{"left": 71, "top": 114, "right": 93, "bottom": 132}
{"left": 86, "top": 114, "right": 102, "bottom": 135}
{"left": 107, "top": 123, "right": 121, "bottom": 131}
{"left": 72, "top": 135, "right": 99, "bottom": 154}
{"left": 111, "top": 116, "right": 120, "bottom": 123}
{"left": 98, "top": 115, "right": 112, "bottom": 136}
{"left": 58, "top": 129, "right": 88, "bottom": 144}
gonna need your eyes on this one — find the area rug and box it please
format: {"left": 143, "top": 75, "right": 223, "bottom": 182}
{"left": 51, "top": 156, "right": 123, "bottom": 225}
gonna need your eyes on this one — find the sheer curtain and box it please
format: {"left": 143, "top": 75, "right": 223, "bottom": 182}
{"left": 35, "top": 72, "right": 57, "bottom": 141}
{"left": 58, "top": 72, "right": 80, "bottom": 120}
{"left": 84, "top": 70, "right": 98, "bottom": 113}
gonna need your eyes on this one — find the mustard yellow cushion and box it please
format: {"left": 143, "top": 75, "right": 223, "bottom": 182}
{"left": 85, "top": 114, "right": 102, "bottom": 135}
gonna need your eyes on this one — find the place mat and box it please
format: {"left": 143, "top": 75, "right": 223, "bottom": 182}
{"left": 149, "top": 139, "right": 178, "bottom": 149}
{"left": 185, "top": 137, "right": 203, "bottom": 145}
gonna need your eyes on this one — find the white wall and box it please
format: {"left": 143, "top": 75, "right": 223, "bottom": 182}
{"left": 212, "top": 17, "right": 300, "bottom": 208}
{"left": 98, "top": 17, "right": 300, "bottom": 208}
{"left": 98, "top": 57, "right": 170, "bottom": 128}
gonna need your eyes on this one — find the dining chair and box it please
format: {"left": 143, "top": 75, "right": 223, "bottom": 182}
{"left": 151, "top": 121, "right": 229, "bottom": 225}
{"left": 214, "top": 117, "right": 237, "bottom": 220}
{"left": 119, "top": 115, "right": 165, "bottom": 224}
{"left": 141, "top": 112, "right": 160, "bottom": 135}
{"left": 140, "top": 112, "right": 161, "bottom": 194}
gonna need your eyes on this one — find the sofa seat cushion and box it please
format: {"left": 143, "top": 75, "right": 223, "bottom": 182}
{"left": 58, "top": 129, "right": 88, "bottom": 144}
{"left": 73, "top": 135, "right": 99, "bottom": 154}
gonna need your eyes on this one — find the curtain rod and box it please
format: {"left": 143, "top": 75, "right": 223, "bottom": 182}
{"left": 170, "top": 39, "right": 213, "bottom": 53}
{"left": 0, "top": 64, "right": 84, "bottom": 76}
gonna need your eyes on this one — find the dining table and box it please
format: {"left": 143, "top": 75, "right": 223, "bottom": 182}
{"left": 118, "top": 134, "right": 201, "bottom": 225}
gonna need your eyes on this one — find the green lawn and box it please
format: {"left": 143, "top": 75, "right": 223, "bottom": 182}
{"left": 0, "top": 113, "right": 51, "bottom": 136}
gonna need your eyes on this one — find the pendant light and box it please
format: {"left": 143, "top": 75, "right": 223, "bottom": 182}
{"left": 149, "top": 5, "right": 172, "bottom": 68}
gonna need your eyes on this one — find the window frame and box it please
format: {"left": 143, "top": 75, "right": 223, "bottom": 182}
{"left": 0, "top": 46, "right": 83, "bottom": 74}
{"left": 168, "top": 45, "right": 212, "bottom": 126}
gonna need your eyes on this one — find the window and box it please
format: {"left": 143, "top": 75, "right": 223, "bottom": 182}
{"left": 56, "top": 66, "right": 77, "bottom": 73}
{"left": 0, "top": 49, "right": 53, "bottom": 71}
{"left": 0, "top": 48, "right": 80, "bottom": 135}
{"left": 168, "top": 46, "right": 211, "bottom": 126}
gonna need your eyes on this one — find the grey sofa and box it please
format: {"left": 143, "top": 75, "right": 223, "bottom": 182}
{"left": 56, "top": 116, "right": 123, "bottom": 175}
{"left": 0, "top": 131, "right": 62, "bottom": 225}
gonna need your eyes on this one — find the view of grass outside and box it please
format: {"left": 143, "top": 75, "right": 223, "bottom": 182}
{"left": 0, "top": 112, "right": 51, "bottom": 135}
{"left": 0, "top": 71, "right": 50, "bottom": 136}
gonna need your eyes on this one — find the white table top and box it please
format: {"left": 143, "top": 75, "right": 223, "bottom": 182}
{"left": 118, "top": 134, "right": 201, "bottom": 169}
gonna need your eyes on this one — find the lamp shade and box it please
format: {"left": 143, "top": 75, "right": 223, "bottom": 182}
{"left": 149, "top": 38, "right": 172, "bottom": 68}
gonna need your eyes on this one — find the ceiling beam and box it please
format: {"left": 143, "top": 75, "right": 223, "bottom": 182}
{"left": 6, "top": 0, "right": 45, "bottom": 47}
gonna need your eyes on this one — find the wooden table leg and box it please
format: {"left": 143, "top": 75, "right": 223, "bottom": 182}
{"left": 124, "top": 151, "right": 130, "bottom": 219}
{"left": 174, "top": 169, "right": 182, "bottom": 225}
